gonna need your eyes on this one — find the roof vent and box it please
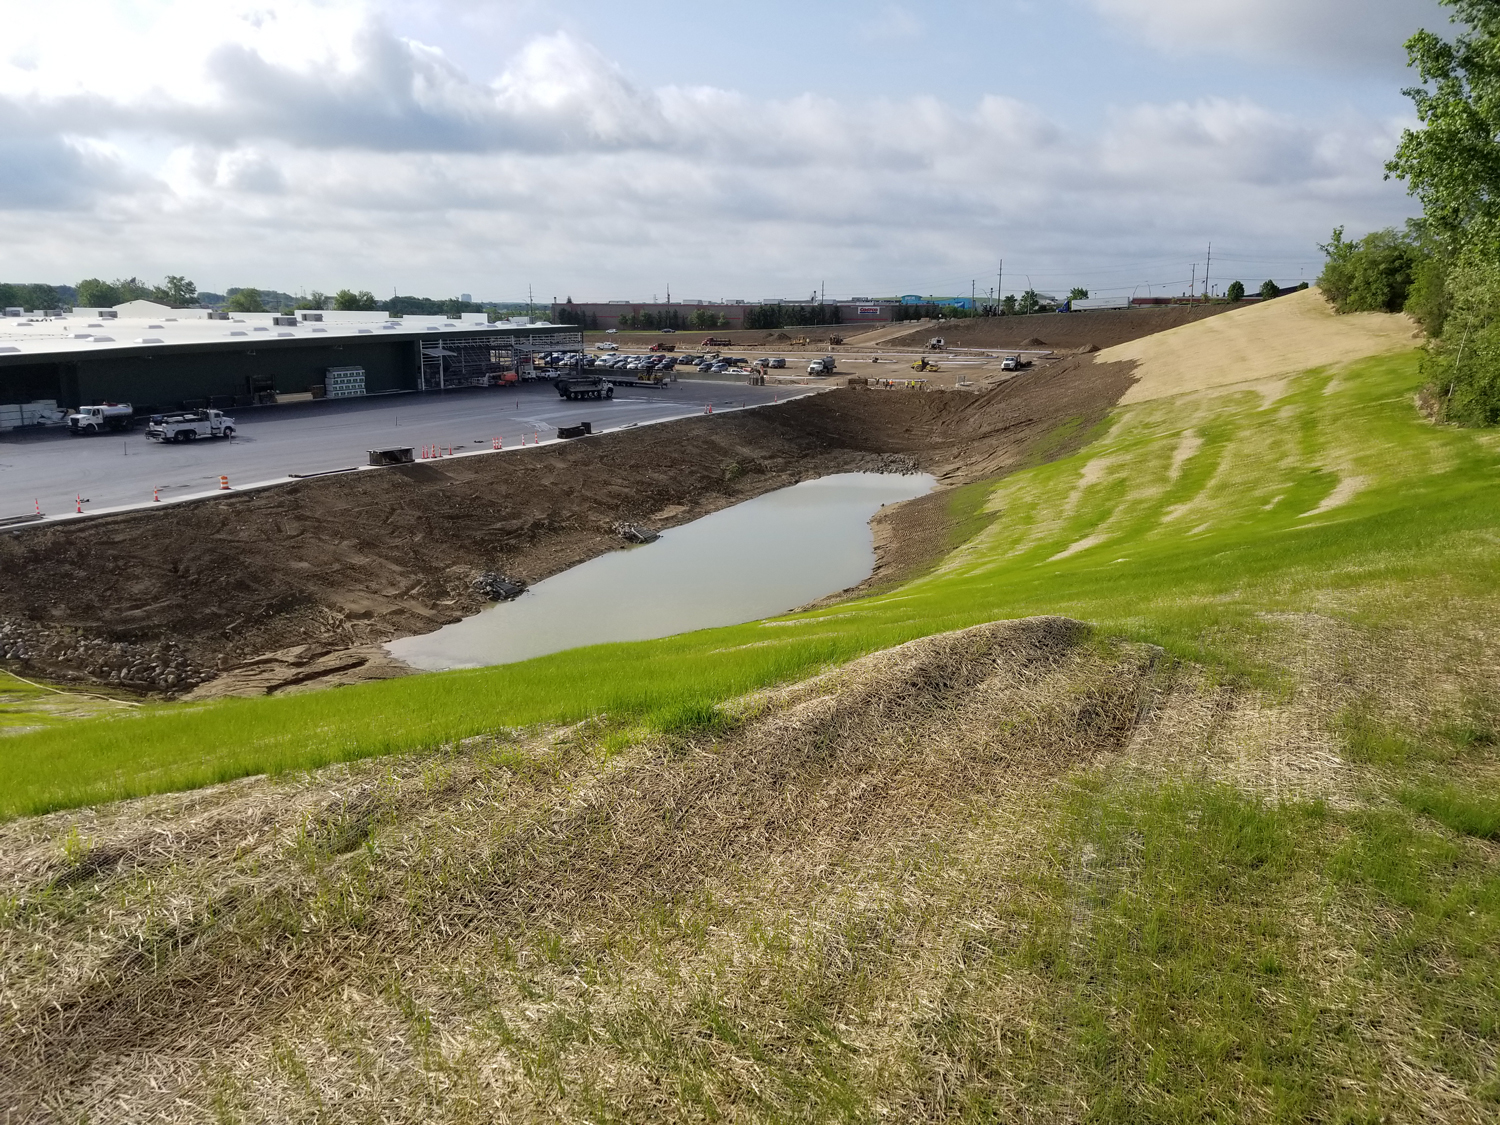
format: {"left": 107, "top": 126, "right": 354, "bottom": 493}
{"left": 227, "top": 330, "right": 247, "bottom": 337}
{"left": 135, "top": 337, "right": 163, "bottom": 344}
{"left": 90, "top": 336, "right": 115, "bottom": 342}
{"left": 277, "top": 331, "right": 294, "bottom": 337}
{"left": 311, "top": 327, "right": 327, "bottom": 333}
{"left": 147, "top": 324, "right": 164, "bottom": 330}
{"left": 357, "top": 328, "right": 373, "bottom": 334}
{"left": 0, "top": 346, "right": 18, "bottom": 354}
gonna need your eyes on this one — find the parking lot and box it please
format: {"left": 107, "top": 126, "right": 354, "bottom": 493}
{"left": 0, "top": 378, "right": 804, "bottom": 521}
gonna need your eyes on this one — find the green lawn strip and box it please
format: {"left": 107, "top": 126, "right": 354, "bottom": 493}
{"left": 1000, "top": 771, "right": 1500, "bottom": 1120}
{"left": 11, "top": 347, "right": 1500, "bottom": 819}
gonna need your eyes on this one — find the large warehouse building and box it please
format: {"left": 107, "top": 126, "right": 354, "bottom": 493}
{"left": 0, "top": 303, "right": 582, "bottom": 422}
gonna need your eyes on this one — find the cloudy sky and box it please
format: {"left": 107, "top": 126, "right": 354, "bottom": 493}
{"left": 0, "top": 0, "right": 1448, "bottom": 303}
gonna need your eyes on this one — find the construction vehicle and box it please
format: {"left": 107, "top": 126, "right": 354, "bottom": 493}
{"left": 827, "top": 335, "right": 844, "bottom": 346}
{"left": 807, "top": 356, "right": 837, "bottom": 376}
{"left": 789, "top": 336, "right": 810, "bottom": 347}
{"left": 912, "top": 357, "right": 940, "bottom": 372}
{"left": 700, "top": 336, "right": 733, "bottom": 347}
{"left": 554, "top": 375, "right": 615, "bottom": 401}
{"left": 926, "top": 337, "right": 946, "bottom": 350}
{"left": 146, "top": 409, "right": 236, "bottom": 442}
{"left": 649, "top": 342, "right": 676, "bottom": 352}
{"left": 67, "top": 403, "right": 134, "bottom": 434}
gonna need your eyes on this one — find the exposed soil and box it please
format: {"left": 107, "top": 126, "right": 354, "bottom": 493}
{"left": 872, "top": 304, "right": 1236, "bottom": 353}
{"left": 0, "top": 359, "right": 1136, "bottom": 695}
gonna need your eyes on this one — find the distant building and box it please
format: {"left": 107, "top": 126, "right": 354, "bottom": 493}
{"left": 552, "top": 299, "right": 905, "bottom": 331}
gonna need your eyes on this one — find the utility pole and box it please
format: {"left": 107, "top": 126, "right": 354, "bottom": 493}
{"left": 820, "top": 280, "right": 825, "bottom": 305}
{"left": 1190, "top": 264, "right": 1196, "bottom": 302}
{"left": 528, "top": 284, "right": 533, "bottom": 319}
{"left": 1204, "top": 243, "right": 1212, "bottom": 301}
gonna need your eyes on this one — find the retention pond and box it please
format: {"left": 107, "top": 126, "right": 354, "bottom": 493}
{"left": 388, "top": 471, "right": 936, "bottom": 671}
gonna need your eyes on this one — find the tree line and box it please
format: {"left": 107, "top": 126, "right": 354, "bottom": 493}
{"left": 1323, "top": 0, "right": 1500, "bottom": 425}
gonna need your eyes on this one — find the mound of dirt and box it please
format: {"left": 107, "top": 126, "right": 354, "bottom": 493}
{"left": 0, "top": 617, "right": 1165, "bottom": 1118}
{"left": 1102, "top": 287, "right": 1422, "bottom": 404}
{"left": 0, "top": 360, "right": 1137, "bottom": 694}
{"left": 878, "top": 304, "right": 1236, "bottom": 353}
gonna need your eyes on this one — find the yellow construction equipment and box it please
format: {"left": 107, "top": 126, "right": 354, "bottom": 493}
{"left": 912, "top": 356, "right": 939, "bottom": 372}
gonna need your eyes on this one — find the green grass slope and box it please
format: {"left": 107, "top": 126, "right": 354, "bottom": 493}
{"left": 4, "top": 348, "right": 1497, "bottom": 819}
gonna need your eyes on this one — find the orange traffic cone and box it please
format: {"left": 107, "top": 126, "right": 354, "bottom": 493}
{"left": 75, "top": 494, "right": 83, "bottom": 514}
{"left": 219, "top": 475, "right": 230, "bottom": 490}
{"left": 152, "top": 487, "right": 160, "bottom": 503}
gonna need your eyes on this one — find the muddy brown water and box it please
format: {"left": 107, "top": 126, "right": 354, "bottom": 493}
{"left": 387, "top": 472, "right": 936, "bottom": 670}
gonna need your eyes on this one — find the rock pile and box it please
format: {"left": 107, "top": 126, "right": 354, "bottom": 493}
{"left": 612, "top": 523, "right": 661, "bottom": 545}
{"left": 473, "top": 573, "right": 526, "bottom": 601}
{"left": 0, "top": 621, "right": 213, "bottom": 694}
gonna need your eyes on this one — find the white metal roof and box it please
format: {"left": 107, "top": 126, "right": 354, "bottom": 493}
{"left": 0, "top": 312, "right": 558, "bottom": 360}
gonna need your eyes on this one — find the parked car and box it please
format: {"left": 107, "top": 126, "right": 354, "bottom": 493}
{"left": 595, "top": 342, "right": 619, "bottom": 350}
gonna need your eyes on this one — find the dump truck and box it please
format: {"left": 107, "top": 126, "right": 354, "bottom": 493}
{"left": 554, "top": 375, "right": 615, "bottom": 401}
{"left": 807, "top": 356, "right": 837, "bottom": 376}
{"left": 67, "top": 403, "right": 134, "bottom": 434}
{"left": 700, "top": 337, "right": 733, "bottom": 347}
{"left": 146, "top": 409, "right": 236, "bottom": 442}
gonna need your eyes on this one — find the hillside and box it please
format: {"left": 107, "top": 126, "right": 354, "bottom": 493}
{"left": 4, "top": 295, "right": 1500, "bottom": 1121}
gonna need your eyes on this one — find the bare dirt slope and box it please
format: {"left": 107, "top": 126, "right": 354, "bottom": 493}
{"left": 0, "top": 360, "right": 1134, "bottom": 694}
{"left": 1104, "top": 287, "right": 1423, "bottom": 403}
{"left": 876, "top": 303, "right": 1236, "bottom": 352}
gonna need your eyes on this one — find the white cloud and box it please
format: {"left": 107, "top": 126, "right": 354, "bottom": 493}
{"left": 859, "top": 5, "right": 926, "bottom": 45}
{"left": 0, "top": 1, "right": 1417, "bottom": 299}
{"left": 1088, "top": 0, "right": 1448, "bottom": 69}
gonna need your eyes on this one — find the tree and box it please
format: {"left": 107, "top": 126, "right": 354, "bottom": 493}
{"left": 225, "top": 288, "right": 266, "bottom": 313}
{"left": 1001, "top": 294, "right": 1017, "bottom": 315}
{"left": 1226, "top": 280, "right": 1246, "bottom": 302}
{"left": 1259, "top": 280, "right": 1281, "bottom": 301}
{"left": 333, "top": 289, "right": 377, "bottom": 311}
{"left": 295, "top": 291, "right": 329, "bottom": 311}
{"left": 155, "top": 275, "right": 198, "bottom": 307}
{"left": 76, "top": 279, "right": 120, "bottom": 307}
{"left": 1318, "top": 227, "right": 1421, "bottom": 313}
{"left": 1069, "top": 287, "right": 1089, "bottom": 300}
{"left": 1018, "top": 289, "right": 1042, "bottom": 314}
{"left": 1387, "top": 1, "right": 1500, "bottom": 244}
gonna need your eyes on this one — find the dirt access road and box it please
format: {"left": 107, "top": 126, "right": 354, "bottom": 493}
{"left": 0, "top": 357, "right": 1135, "bottom": 695}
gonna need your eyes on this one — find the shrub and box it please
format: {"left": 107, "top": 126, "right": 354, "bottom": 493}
{"left": 1259, "top": 280, "right": 1280, "bottom": 301}
{"left": 1318, "top": 227, "right": 1421, "bottom": 313}
{"left": 1226, "top": 281, "right": 1245, "bottom": 302}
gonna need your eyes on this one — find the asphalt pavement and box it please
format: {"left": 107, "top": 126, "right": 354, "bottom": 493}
{"left": 0, "top": 379, "right": 807, "bottom": 521}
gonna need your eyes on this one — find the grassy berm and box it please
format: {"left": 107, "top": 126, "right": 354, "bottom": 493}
{"left": 4, "top": 292, "right": 1500, "bottom": 1121}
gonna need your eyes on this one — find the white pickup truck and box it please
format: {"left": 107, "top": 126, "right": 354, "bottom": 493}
{"left": 68, "top": 404, "right": 134, "bottom": 434}
{"left": 146, "top": 409, "right": 236, "bottom": 443}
